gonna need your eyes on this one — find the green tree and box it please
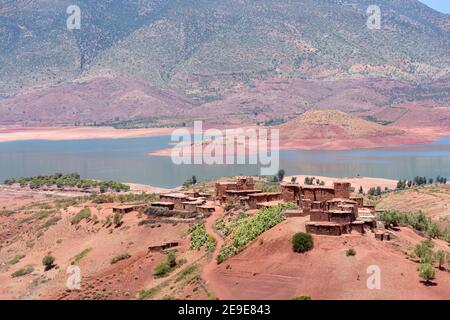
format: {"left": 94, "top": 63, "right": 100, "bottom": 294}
{"left": 166, "top": 252, "right": 177, "bottom": 268}
{"left": 435, "top": 250, "right": 446, "bottom": 269}
{"left": 42, "top": 255, "right": 55, "bottom": 271}
{"left": 418, "top": 263, "right": 435, "bottom": 284}
{"left": 414, "top": 240, "right": 435, "bottom": 264}
{"left": 292, "top": 232, "right": 314, "bottom": 253}
{"left": 277, "top": 169, "right": 285, "bottom": 183}
{"left": 358, "top": 186, "right": 364, "bottom": 194}
{"left": 113, "top": 212, "right": 123, "bottom": 227}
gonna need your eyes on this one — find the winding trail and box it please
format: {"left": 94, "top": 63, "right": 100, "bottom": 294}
{"left": 201, "top": 205, "right": 225, "bottom": 297}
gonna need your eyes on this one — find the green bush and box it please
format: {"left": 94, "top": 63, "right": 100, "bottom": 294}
{"left": 292, "top": 232, "right": 314, "bottom": 253}
{"left": 154, "top": 261, "right": 170, "bottom": 276}
{"left": 189, "top": 224, "right": 216, "bottom": 251}
{"left": 110, "top": 253, "right": 131, "bottom": 264}
{"left": 217, "top": 204, "right": 294, "bottom": 263}
{"left": 292, "top": 296, "right": 312, "bottom": 300}
{"left": 418, "top": 263, "right": 435, "bottom": 284}
{"left": 71, "top": 207, "right": 91, "bottom": 225}
{"left": 167, "top": 252, "right": 177, "bottom": 268}
{"left": 11, "top": 266, "right": 34, "bottom": 278}
{"left": 414, "top": 240, "right": 435, "bottom": 264}
{"left": 42, "top": 255, "right": 55, "bottom": 270}
{"left": 113, "top": 212, "right": 123, "bottom": 227}
{"left": 346, "top": 248, "right": 356, "bottom": 256}
{"left": 9, "top": 254, "right": 25, "bottom": 265}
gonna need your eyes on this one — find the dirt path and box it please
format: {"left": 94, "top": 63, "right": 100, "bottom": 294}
{"left": 201, "top": 205, "right": 225, "bottom": 298}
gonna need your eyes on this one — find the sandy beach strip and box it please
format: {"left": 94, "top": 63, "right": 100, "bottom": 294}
{"left": 0, "top": 126, "right": 173, "bottom": 143}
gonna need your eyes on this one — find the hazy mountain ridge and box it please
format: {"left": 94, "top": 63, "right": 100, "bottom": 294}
{"left": 1, "top": 0, "right": 449, "bottom": 99}
{"left": 0, "top": 0, "right": 449, "bottom": 127}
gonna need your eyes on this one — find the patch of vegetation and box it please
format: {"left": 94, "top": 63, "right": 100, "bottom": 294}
{"left": 11, "top": 266, "right": 34, "bottom": 278}
{"left": 39, "top": 216, "right": 61, "bottom": 230}
{"left": 34, "top": 210, "right": 55, "bottom": 220}
{"left": 188, "top": 224, "right": 216, "bottom": 252}
{"left": 110, "top": 253, "right": 131, "bottom": 264}
{"left": 71, "top": 248, "right": 93, "bottom": 265}
{"left": 0, "top": 210, "right": 15, "bottom": 216}
{"left": 362, "top": 116, "right": 393, "bottom": 126}
{"left": 292, "top": 296, "right": 312, "bottom": 300}
{"left": 71, "top": 207, "right": 91, "bottom": 225}
{"left": 304, "top": 177, "right": 325, "bottom": 186}
{"left": 91, "top": 192, "right": 159, "bottom": 204}
{"left": 153, "top": 251, "right": 179, "bottom": 277}
{"left": 42, "top": 255, "right": 55, "bottom": 271}
{"left": 9, "top": 254, "right": 25, "bottom": 265}
{"left": 255, "top": 181, "right": 280, "bottom": 193}
{"left": 175, "top": 264, "right": 198, "bottom": 283}
{"left": 396, "top": 176, "right": 447, "bottom": 190}
{"left": 418, "top": 263, "right": 435, "bottom": 284}
{"left": 113, "top": 212, "right": 123, "bottom": 227}
{"left": 292, "top": 232, "right": 314, "bottom": 253}
{"left": 4, "top": 173, "right": 130, "bottom": 192}
{"left": 379, "top": 210, "right": 449, "bottom": 240}
{"left": 346, "top": 248, "right": 356, "bottom": 256}
{"left": 182, "top": 176, "right": 198, "bottom": 188}
{"left": 217, "top": 203, "right": 294, "bottom": 263}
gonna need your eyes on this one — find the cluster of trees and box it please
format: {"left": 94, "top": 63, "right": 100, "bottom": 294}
{"left": 267, "top": 169, "right": 286, "bottom": 183}
{"left": 379, "top": 210, "right": 450, "bottom": 242}
{"left": 366, "top": 186, "right": 389, "bottom": 196}
{"left": 414, "top": 240, "right": 450, "bottom": 284}
{"left": 304, "top": 176, "right": 325, "bottom": 186}
{"left": 182, "top": 176, "right": 197, "bottom": 188}
{"left": 396, "top": 176, "right": 447, "bottom": 190}
{"left": 4, "top": 173, "right": 130, "bottom": 192}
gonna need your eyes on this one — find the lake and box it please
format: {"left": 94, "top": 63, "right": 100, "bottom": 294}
{"left": 0, "top": 136, "right": 449, "bottom": 188}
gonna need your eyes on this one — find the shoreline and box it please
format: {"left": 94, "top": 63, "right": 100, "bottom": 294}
{"left": 0, "top": 125, "right": 174, "bottom": 143}
{"left": 1, "top": 125, "right": 449, "bottom": 154}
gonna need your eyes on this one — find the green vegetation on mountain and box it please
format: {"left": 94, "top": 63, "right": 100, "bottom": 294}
{"left": 1, "top": 0, "right": 449, "bottom": 101}
{"left": 4, "top": 173, "right": 130, "bottom": 192}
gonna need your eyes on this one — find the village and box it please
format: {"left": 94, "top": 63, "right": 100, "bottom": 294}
{"left": 136, "top": 176, "right": 384, "bottom": 245}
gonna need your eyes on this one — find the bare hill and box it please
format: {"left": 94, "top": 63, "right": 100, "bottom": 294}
{"left": 277, "top": 110, "right": 426, "bottom": 150}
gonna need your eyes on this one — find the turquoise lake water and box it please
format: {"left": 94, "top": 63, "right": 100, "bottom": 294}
{"left": 0, "top": 136, "right": 449, "bottom": 188}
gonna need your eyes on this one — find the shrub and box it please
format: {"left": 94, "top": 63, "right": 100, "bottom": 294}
{"left": 346, "top": 248, "right": 356, "bottom": 256}
{"left": 110, "top": 253, "right": 131, "bottom": 264}
{"left": 9, "top": 254, "right": 25, "bottom": 265}
{"left": 42, "top": 255, "right": 55, "bottom": 270}
{"left": 414, "top": 240, "right": 435, "bottom": 263}
{"left": 292, "top": 232, "right": 314, "bottom": 253}
{"left": 418, "top": 263, "right": 435, "bottom": 284}
{"left": 11, "top": 266, "right": 34, "bottom": 278}
{"left": 154, "top": 261, "right": 169, "bottom": 276}
{"left": 166, "top": 252, "right": 177, "bottom": 268}
{"left": 435, "top": 250, "right": 446, "bottom": 269}
{"left": 113, "top": 212, "right": 123, "bottom": 227}
{"left": 71, "top": 248, "right": 92, "bottom": 265}
{"left": 188, "top": 224, "right": 216, "bottom": 251}
{"left": 292, "top": 296, "right": 312, "bottom": 300}
{"left": 71, "top": 207, "right": 91, "bottom": 225}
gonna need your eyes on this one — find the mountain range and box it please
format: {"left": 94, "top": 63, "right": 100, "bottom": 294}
{"left": 0, "top": 0, "right": 449, "bottom": 126}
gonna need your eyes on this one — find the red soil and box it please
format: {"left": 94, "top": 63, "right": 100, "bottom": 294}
{"left": 202, "top": 217, "right": 450, "bottom": 300}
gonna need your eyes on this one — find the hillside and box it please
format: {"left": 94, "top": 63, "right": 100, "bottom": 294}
{"left": 204, "top": 216, "right": 450, "bottom": 300}
{"left": 277, "top": 109, "right": 428, "bottom": 150}
{"left": 1, "top": 0, "right": 450, "bottom": 101}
